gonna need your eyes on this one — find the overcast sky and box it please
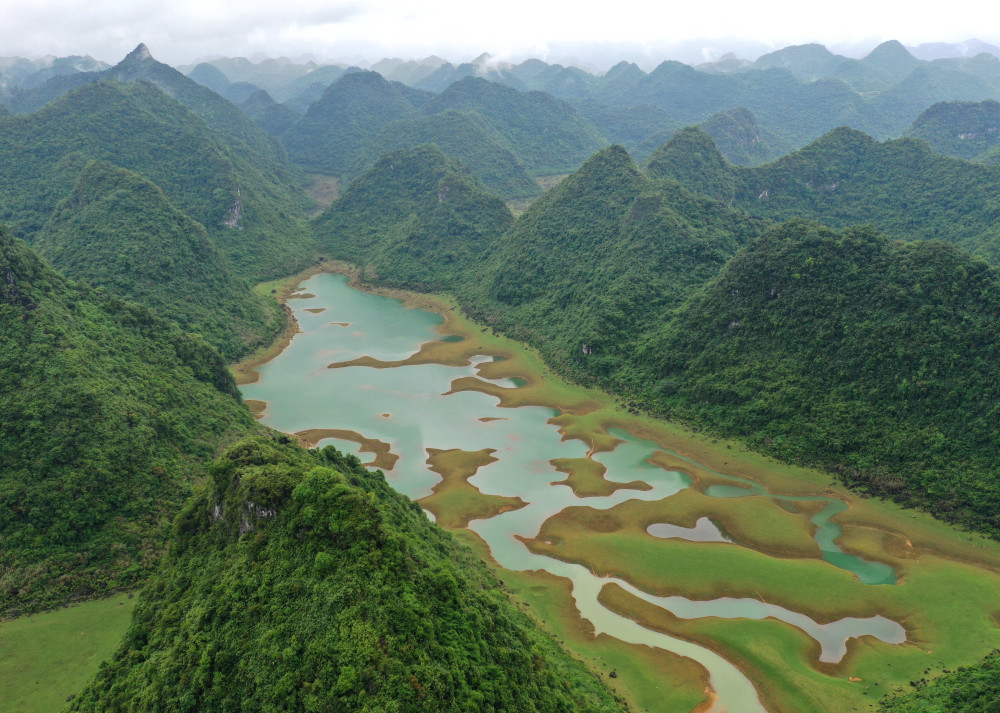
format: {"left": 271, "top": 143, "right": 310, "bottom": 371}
{"left": 2, "top": 0, "right": 999, "bottom": 70}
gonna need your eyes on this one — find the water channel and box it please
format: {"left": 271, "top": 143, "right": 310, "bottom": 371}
{"left": 241, "top": 272, "right": 907, "bottom": 713}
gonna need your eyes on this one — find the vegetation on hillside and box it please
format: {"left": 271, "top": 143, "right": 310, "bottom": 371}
{"left": 0, "top": 228, "right": 258, "bottom": 615}
{"left": 33, "top": 160, "right": 283, "bottom": 359}
{"left": 315, "top": 145, "right": 514, "bottom": 290}
{"left": 345, "top": 110, "right": 541, "bottom": 198}
{"left": 639, "top": 220, "right": 1000, "bottom": 536}
{"left": 0, "top": 80, "right": 315, "bottom": 280}
{"left": 644, "top": 125, "right": 1000, "bottom": 262}
{"left": 880, "top": 650, "right": 1000, "bottom": 713}
{"left": 68, "top": 436, "right": 627, "bottom": 713}
{"left": 904, "top": 99, "right": 1000, "bottom": 159}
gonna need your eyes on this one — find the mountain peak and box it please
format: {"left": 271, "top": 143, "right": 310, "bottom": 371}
{"left": 125, "top": 43, "right": 153, "bottom": 62}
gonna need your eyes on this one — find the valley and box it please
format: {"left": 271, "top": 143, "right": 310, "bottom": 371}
{"left": 4, "top": 35, "right": 1000, "bottom": 713}
{"left": 236, "top": 268, "right": 1000, "bottom": 713}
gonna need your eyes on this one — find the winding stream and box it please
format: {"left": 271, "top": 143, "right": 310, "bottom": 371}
{"left": 241, "top": 272, "right": 907, "bottom": 713}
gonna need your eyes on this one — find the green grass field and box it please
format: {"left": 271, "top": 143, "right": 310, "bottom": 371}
{"left": 0, "top": 595, "right": 136, "bottom": 713}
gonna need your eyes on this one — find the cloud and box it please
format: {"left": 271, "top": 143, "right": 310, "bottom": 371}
{"left": 0, "top": 0, "right": 996, "bottom": 68}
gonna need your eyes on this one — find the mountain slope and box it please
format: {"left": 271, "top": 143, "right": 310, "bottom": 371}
{"left": 67, "top": 437, "right": 625, "bottom": 713}
{"left": 644, "top": 125, "right": 1000, "bottom": 261}
{"left": 904, "top": 99, "right": 1000, "bottom": 159}
{"left": 346, "top": 110, "right": 541, "bottom": 198}
{"left": 639, "top": 219, "right": 1000, "bottom": 535}
{"left": 422, "top": 77, "right": 608, "bottom": 174}
{"left": 314, "top": 145, "right": 514, "bottom": 290}
{"left": 0, "top": 227, "right": 258, "bottom": 615}
{"left": 0, "top": 80, "right": 315, "bottom": 280}
{"left": 282, "top": 70, "right": 419, "bottom": 175}
{"left": 33, "top": 161, "right": 282, "bottom": 359}
{"left": 464, "top": 145, "right": 761, "bottom": 381}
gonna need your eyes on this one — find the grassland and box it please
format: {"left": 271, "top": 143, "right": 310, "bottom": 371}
{"left": 0, "top": 596, "right": 137, "bottom": 713}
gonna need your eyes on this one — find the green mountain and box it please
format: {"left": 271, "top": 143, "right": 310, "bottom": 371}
{"left": 0, "top": 227, "right": 257, "bottom": 615}
{"left": 421, "top": 77, "right": 608, "bottom": 175}
{"left": 465, "top": 145, "right": 759, "bottom": 380}
{"left": 644, "top": 125, "right": 1000, "bottom": 261}
{"left": 8, "top": 45, "right": 291, "bottom": 169}
{"left": 880, "top": 650, "right": 1000, "bottom": 713}
{"left": 574, "top": 100, "right": 679, "bottom": 153}
{"left": 314, "top": 145, "right": 514, "bottom": 290}
{"left": 33, "top": 161, "right": 282, "bottom": 360}
{"left": 0, "top": 79, "right": 315, "bottom": 280}
{"left": 239, "top": 89, "right": 300, "bottom": 137}
{"left": 638, "top": 219, "right": 1000, "bottom": 535}
{"left": 67, "top": 437, "right": 625, "bottom": 713}
{"left": 346, "top": 110, "right": 541, "bottom": 198}
{"left": 904, "top": 99, "right": 1000, "bottom": 159}
{"left": 282, "top": 70, "right": 420, "bottom": 175}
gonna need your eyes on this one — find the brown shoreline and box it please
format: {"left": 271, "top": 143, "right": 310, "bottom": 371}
{"left": 295, "top": 428, "right": 399, "bottom": 471}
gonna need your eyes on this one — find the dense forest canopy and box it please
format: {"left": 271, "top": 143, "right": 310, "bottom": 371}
{"left": 68, "top": 437, "right": 626, "bottom": 713}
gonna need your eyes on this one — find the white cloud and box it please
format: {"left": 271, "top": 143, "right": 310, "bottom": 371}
{"left": 0, "top": 0, "right": 996, "bottom": 68}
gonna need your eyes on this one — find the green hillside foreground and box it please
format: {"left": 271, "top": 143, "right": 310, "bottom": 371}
{"left": 0, "top": 228, "right": 258, "bottom": 615}
{"left": 0, "top": 79, "right": 315, "bottom": 281}
{"left": 33, "top": 161, "right": 283, "bottom": 360}
{"left": 68, "top": 436, "right": 626, "bottom": 713}
{"left": 315, "top": 144, "right": 515, "bottom": 291}
{"left": 644, "top": 125, "right": 1000, "bottom": 262}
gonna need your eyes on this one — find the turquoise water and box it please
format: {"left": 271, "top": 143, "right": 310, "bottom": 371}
{"left": 242, "top": 272, "right": 907, "bottom": 713}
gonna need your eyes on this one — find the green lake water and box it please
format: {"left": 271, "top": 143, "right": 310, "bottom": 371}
{"left": 242, "top": 272, "right": 907, "bottom": 713}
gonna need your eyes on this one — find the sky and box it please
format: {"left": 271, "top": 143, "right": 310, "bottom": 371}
{"left": 2, "top": 0, "right": 999, "bottom": 70}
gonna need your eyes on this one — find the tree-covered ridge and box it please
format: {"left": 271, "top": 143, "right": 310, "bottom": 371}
{"left": 282, "top": 70, "right": 420, "bottom": 175}
{"left": 68, "top": 437, "right": 626, "bottom": 713}
{"left": 33, "top": 161, "right": 283, "bottom": 360}
{"left": 638, "top": 220, "right": 1000, "bottom": 535}
{"left": 0, "top": 228, "right": 259, "bottom": 615}
{"left": 464, "top": 145, "right": 761, "bottom": 379}
{"left": 238, "top": 89, "right": 300, "bottom": 138}
{"left": 879, "top": 650, "right": 1000, "bottom": 713}
{"left": 314, "top": 145, "right": 514, "bottom": 291}
{"left": 644, "top": 125, "right": 1000, "bottom": 262}
{"left": 904, "top": 99, "right": 1000, "bottom": 159}
{"left": 345, "top": 109, "right": 541, "bottom": 199}
{"left": 0, "top": 79, "right": 315, "bottom": 280}
{"left": 421, "top": 77, "right": 608, "bottom": 175}
{"left": 5, "top": 44, "right": 292, "bottom": 170}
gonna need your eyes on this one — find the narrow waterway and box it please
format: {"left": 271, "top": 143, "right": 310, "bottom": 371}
{"left": 241, "top": 272, "right": 907, "bottom": 713}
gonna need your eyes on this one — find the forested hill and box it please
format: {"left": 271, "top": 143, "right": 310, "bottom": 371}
{"left": 638, "top": 220, "right": 1000, "bottom": 535}
{"left": 314, "top": 145, "right": 514, "bottom": 290}
{"left": 0, "top": 79, "right": 315, "bottom": 280}
{"left": 0, "top": 228, "right": 258, "bottom": 615}
{"left": 643, "top": 125, "right": 1000, "bottom": 262}
{"left": 32, "top": 161, "right": 283, "bottom": 360}
{"left": 343, "top": 110, "right": 541, "bottom": 199}
{"left": 421, "top": 77, "right": 607, "bottom": 174}
{"left": 903, "top": 99, "right": 1000, "bottom": 159}
{"left": 68, "top": 437, "right": 626, "bottom": 713}
{"left": 5, "top": 43, "right": 291, "bottom": 169}
{"left": 282, "top": 70, "right": 420, "bottom": 175}
{"left": 879, "top": 650, "right": 1000, "bottom": 713}
{"left": 463, "top": 145, "right": 761, "bottom": 379}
